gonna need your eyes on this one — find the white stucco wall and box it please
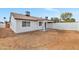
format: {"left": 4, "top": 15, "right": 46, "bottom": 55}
{"left": 48, "top": 22, "right": 79, "bottom": 31}
{"left": 10, "top": 16, "right": 17, "bottom": 33}
{"left": 15, "top": 20, "right": 44, "bottom": 33}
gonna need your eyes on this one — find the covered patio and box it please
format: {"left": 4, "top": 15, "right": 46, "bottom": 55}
{"left": 43, "top": 20, "right": 54, "bottom": 31}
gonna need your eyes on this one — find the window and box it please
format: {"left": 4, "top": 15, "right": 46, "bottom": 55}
{"left": 22, "top": 21, "right": 30, "bottom": 27}
{"left": 39, "top": 22, "right": 42, "bottom": 26}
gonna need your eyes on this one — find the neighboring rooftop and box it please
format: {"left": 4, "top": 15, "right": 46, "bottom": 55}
{"left": 0, "top": 22, "right": 4, "bottom": 24}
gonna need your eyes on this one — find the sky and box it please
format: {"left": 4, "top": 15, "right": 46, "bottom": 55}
{"left": 0, "top": 8, "right": 79, "bottom": 22}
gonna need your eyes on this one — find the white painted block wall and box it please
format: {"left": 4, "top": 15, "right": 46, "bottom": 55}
{"left": 10, "top": 16, "right": 17, "bottom": 33}
{"left": 15, "top": 20, "right": 44, "bottom": 33}
{"left": 46, "top": 23, "right": 53, "bottom": 29}
{"left": 47, "top": 22, "right": 79, "bottom": 31}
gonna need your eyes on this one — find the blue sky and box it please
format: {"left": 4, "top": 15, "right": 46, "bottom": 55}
{"left": 0, "top": 8, "right": 79, "bottom": 22}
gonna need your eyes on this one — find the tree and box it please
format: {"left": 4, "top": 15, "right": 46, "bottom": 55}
{"left": 70, "top": 18, "right": 75, "bottom": 22}
{"left": 60, "top": 12, "right": 72, "bottom": 20}
{"left": 60, "top": 12, "right": 76, "bottom": 22}
{"left": 53, "top": 17, "right": 60, "bottom": 23}
{"left": 3, "top": 17, "right": 6, "bottom": 22}
{"left": 3, "top": 17, "right": 6, "bottom": 19}
{"left": 64, "top": 18, "right": 71, "bottom": 22}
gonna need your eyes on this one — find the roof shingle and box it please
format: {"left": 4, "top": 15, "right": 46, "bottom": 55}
{"left": 11, "top": 12, "right": 46, "bottom": 21}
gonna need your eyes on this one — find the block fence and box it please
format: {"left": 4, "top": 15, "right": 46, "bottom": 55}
{"left": 47, "top": 22, "right": 79, "bottom": 31}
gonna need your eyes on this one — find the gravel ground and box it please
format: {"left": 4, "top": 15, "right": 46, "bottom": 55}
{"left": 0, "top": 28, "right": 79, "bottom": 50}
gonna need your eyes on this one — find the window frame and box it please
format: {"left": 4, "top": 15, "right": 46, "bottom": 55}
{"left": 39, "top": 22, "right": 42, "bottom": 26}
{"left": 22, "top": 21, "right": 30, "bottom": 27}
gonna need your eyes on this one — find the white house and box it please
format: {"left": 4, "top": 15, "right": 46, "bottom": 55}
{"left": 10, "top": 12, "right": 53, "bottom": 33}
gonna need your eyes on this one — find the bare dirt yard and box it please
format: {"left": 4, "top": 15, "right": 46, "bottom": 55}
{"left": 0, "top": 28, "right": 79, "bottom": 50}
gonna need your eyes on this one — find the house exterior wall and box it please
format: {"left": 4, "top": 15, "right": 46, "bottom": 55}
{"left": 15, "top": 20, "right": 44, "bottom": 33}
{"left": 50, "top": 22, "right": 79, "bottom": 31}
{"left": 10, "top": 16, "right": 17, "bottom": 33}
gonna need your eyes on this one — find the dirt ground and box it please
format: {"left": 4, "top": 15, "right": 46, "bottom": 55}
{"left": 0, "top": 28, "right": 79, "bottom": 50}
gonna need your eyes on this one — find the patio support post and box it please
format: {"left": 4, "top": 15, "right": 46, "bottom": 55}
{"left": 43, "top": 21, "right": 46, "bottom": 31}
